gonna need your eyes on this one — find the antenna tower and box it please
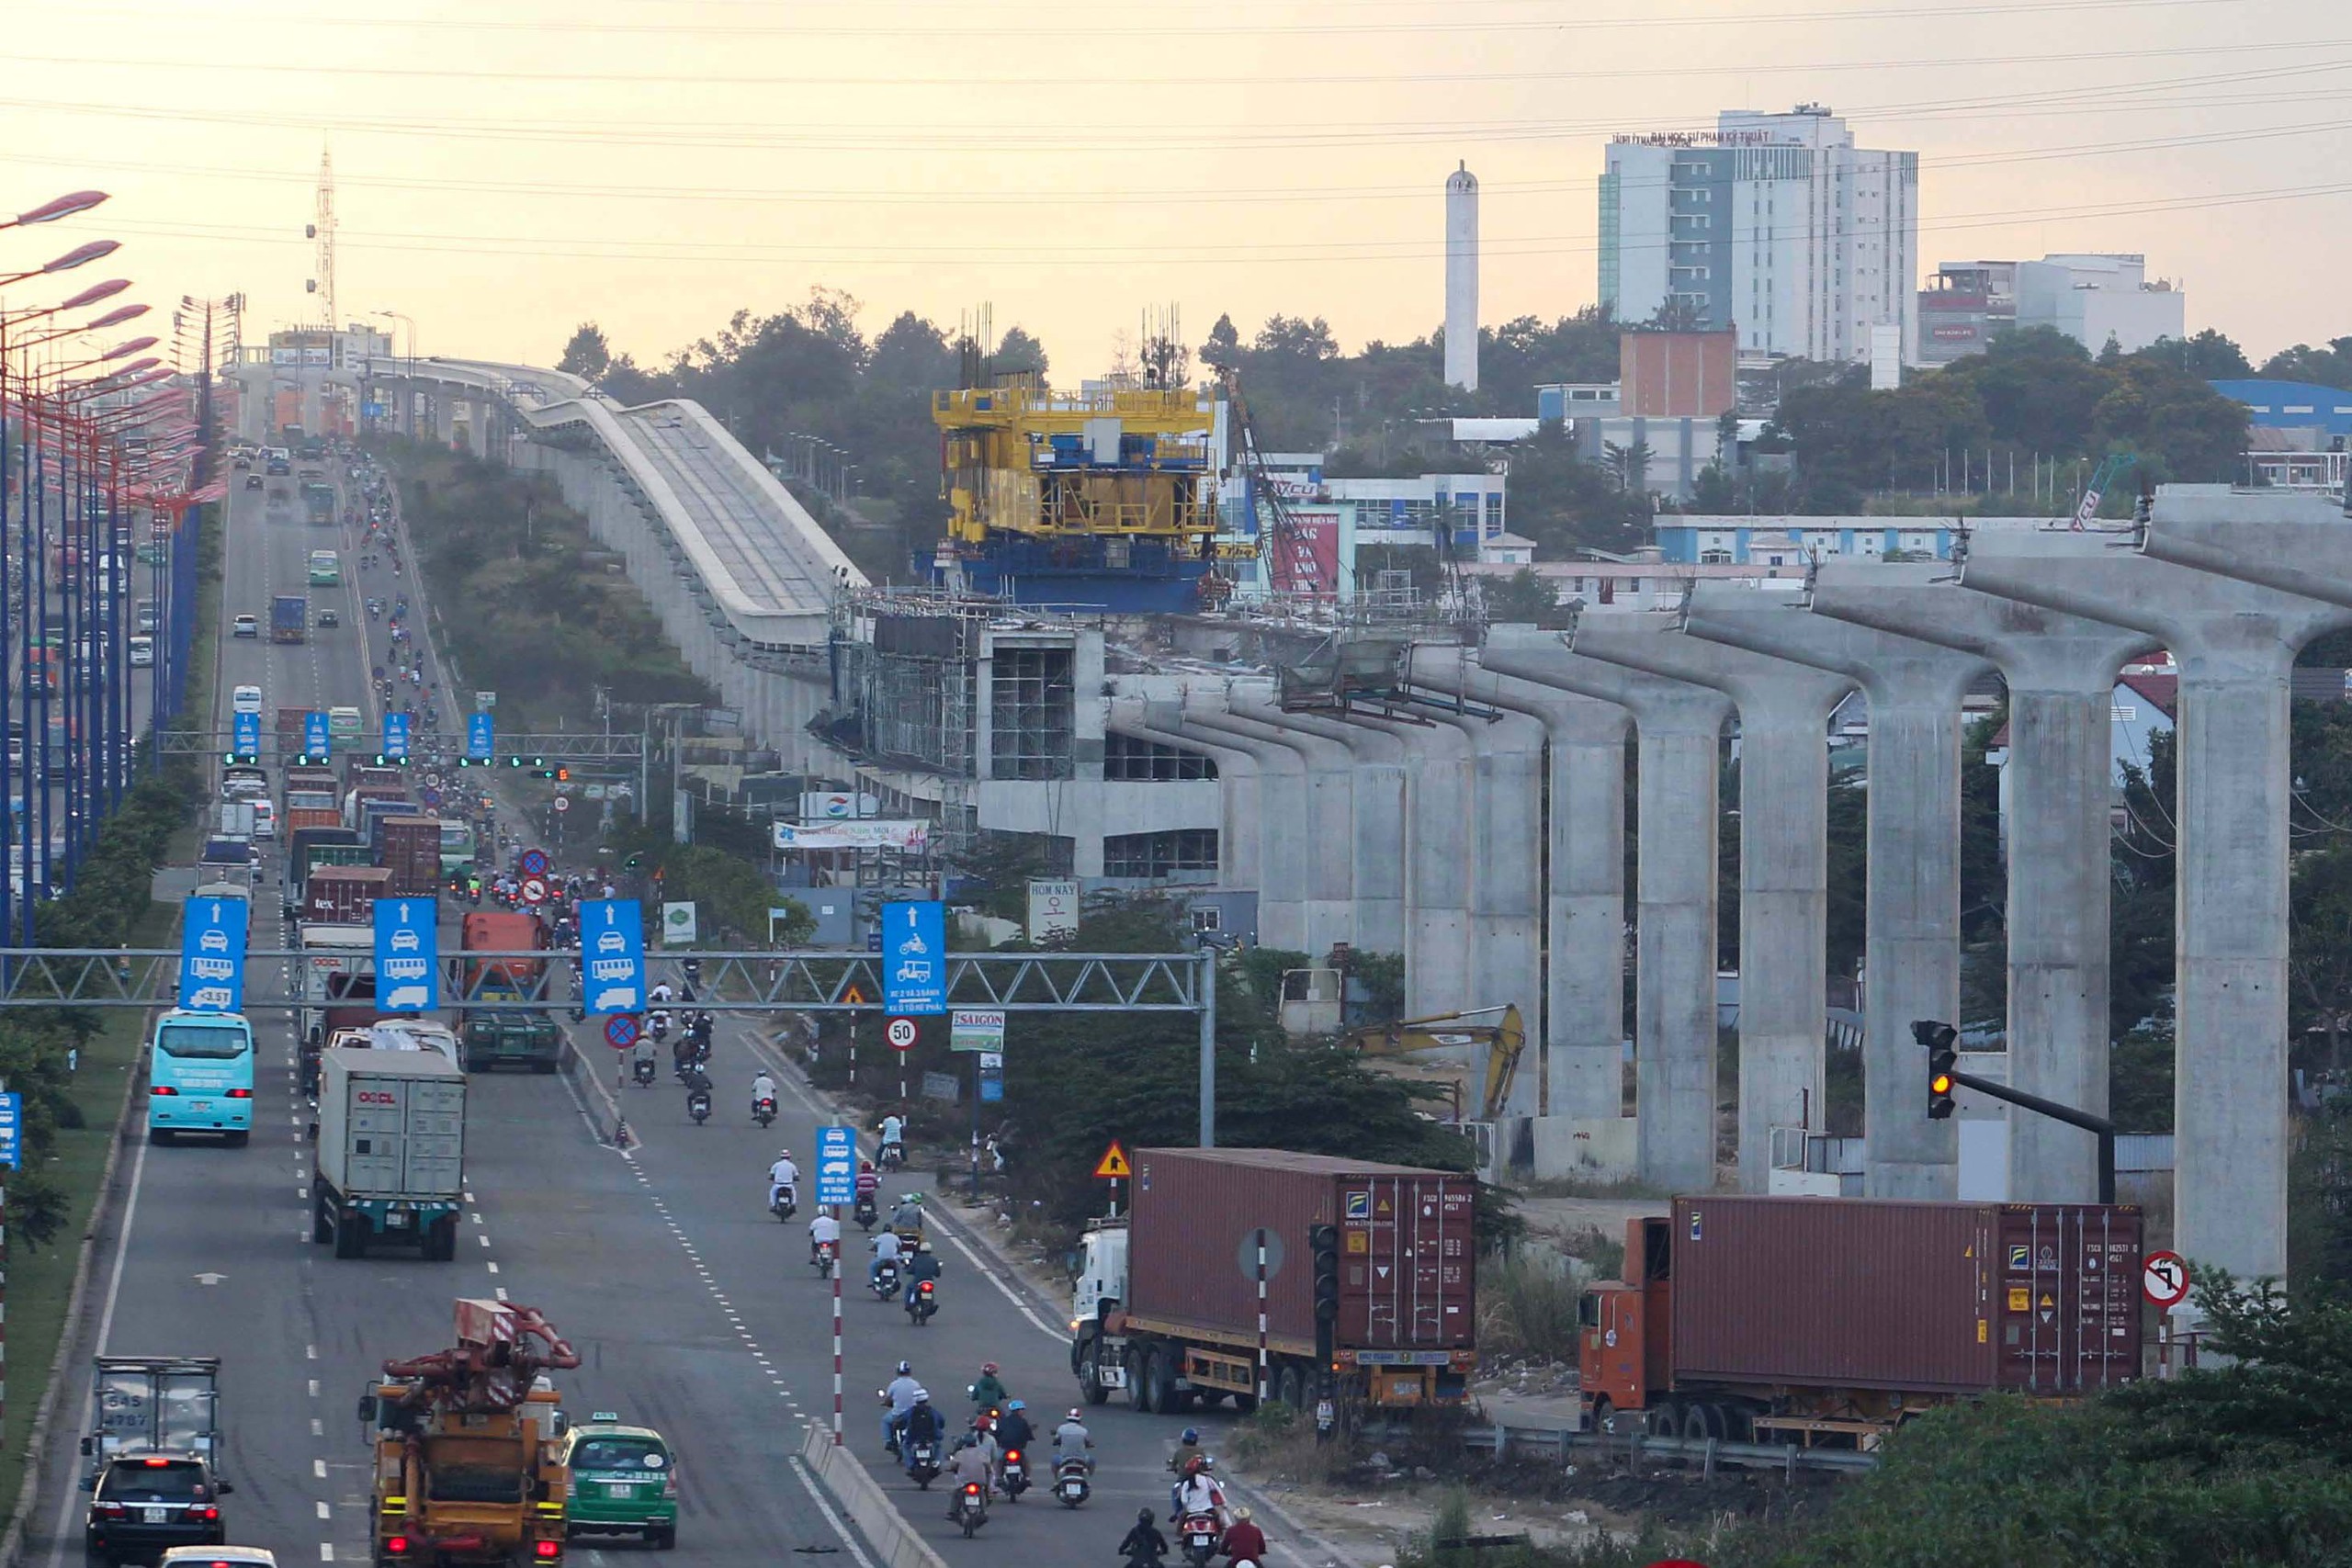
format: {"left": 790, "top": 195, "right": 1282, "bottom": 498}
{"left": 313, "top": 145, "right": 337, "bottom": 333}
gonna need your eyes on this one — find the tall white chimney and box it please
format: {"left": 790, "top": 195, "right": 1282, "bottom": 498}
{"left": 1444, "top": 161, "right": 1479, "bottom": 392}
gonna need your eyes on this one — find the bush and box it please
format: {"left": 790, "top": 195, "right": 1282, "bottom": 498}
{"left": 1476, "top": 1256, "right": 1586, "bottom": 1364}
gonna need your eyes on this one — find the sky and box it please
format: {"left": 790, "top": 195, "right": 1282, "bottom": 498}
{"left": 1, "top": 0, "right": 2346, "bottom": 381}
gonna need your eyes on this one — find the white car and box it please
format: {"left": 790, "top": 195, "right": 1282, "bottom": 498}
{"left": 231, "top": 614, "right": 258, "bottom": 638}
{"left": 250, "top": 800, "right": 277, "bottom": 840}
{"left": 162, "top": 1550, "right": 277, "bottom": 1568}
{"left": 232, "top": 684, "right": 262, "bottom": 716}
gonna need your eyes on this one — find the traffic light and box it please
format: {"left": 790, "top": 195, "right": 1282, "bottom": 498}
{"left": 1915, "top": 1020, "right": 1960, "bottom": 1121}
{"left": 1309, "top": 1222, "right": 1340, "bottom": 1371}
{"left": 623, "top": 852, "right": 644, "bottom": 873}
{"left": 371, "top": 753, "right": 410, "bottom": 768}
{"left": 222, "top": 751, "right": 258, "bottom": 767}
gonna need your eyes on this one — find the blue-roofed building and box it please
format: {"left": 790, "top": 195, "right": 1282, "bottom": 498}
{"left": 2206, "top": 379, "right": 2352, "bottom": 442}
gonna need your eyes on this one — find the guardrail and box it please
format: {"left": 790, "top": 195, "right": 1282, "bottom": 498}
{"left": 1455, "top": 1420, "right": 1879, "bottom": 1479}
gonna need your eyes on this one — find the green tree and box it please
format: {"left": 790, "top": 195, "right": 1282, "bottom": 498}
{"left": 557, "top": 322, "right": 612, "bottom": 379}
{"left": 1476, "top": 569, "right": 1571, "bottom": 627}
{"left": 2262, "top": 334, "right": 2352, "bottom": 389}
{"left": 994, "top": 325, "right": 1050, "bottom": 377}
{"left": 2159, "top": 328, "right": 2252, "bottom": 378}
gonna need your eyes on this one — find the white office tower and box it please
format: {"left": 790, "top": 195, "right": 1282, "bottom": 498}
{"left": 1444, "top": 161, "right": 1479, "bottom": 391}
{"left": 1600, "top": 106, "right": 1917, "bottom": 365}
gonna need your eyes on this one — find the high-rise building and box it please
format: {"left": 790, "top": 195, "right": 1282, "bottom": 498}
{"left": 1444, "top": 161, "right": 1479, "bottom": 391}
{"left": 1599, "top": 105, "right": 1917, "bottom": 366}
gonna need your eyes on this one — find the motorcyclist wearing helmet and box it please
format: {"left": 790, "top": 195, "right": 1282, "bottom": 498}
{"left": 970, "top": 1362, "right": 1009, "bottom": 1415}
{"left": 1172, "top": 1458, "right": 1227, "bottom": 1528}
{"left": 1165, "top": 1427, "right": 1204, "bottom": 1475}
{"left": 994, "top": 1398, "right": 1035, "bottom": 1454}
{"left": 869, "top": 1224, "right": 905, "bottom": 1288}
{"left": 899, "top": 1390, "right": 946, "bottom": 1475}
{"left": 854, "top": 1159, "right": 881, "bottom": 1200}
{"left": 808, "top": 1207, "right": 842, "bottom": 1268}
{"left": 767, "top": 1149, "right": 799, "bottom": 1211}
{"left": 880, "top": 1362, "right": 921, "bottom": 1451}
{"left": 1052, "top": 1408, "right": 1094, "bottom": 1472}
{"left": 890, "top": 1190, "right": 926, "bottom": 1236}
{"left": 1120, "top": 1509, "right": 1169, "bottom": 1567}
{"left": 902, "top": 1239, "right": 944, "bottom": 1305}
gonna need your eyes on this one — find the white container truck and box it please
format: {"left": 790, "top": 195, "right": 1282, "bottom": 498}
{"left": 77, "top": 1356, "right": 221, "bottom": 1481}
{"left": 312, "top": 1046, "right": 466, "bottom": 1261}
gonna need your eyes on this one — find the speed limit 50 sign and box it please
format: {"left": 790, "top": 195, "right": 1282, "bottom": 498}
{"left": 886, "top": 1016, "right": 918, "bottom": 1051}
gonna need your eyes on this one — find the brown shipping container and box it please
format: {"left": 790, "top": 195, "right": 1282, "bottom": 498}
{"left": 461, "top": 910, "right": 548, "bottom": 987}
{"left": 349, "top": 763, "right": 404, "bottom": 791}
{"left": 1668, "top": 1197, "right": 2142, "bottom": 1396}
{"left": 285, "top": 767, "right": 339, "bottom": 797}
{"left": 1129, "top": 1147, "right": 1475, "bottom": 1354}
{"left": 305, "top": 864, "right": 393, "bottom": 924}
{"left": 375, "top": 817, "right": 444, "bottom": 897}
{"left": 284, "top": 807, "right": 342, "bottom": 835}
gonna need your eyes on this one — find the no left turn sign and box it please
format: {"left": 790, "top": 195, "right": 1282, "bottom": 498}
{"left": 886, "top": 1017, "right": 918, "bottom": 1051}
{"left": 521, "top": 877, "right": 548, "bottom": 905}
{"left": 2143, "top": 1249, "right": 2190, "bottom": 1308}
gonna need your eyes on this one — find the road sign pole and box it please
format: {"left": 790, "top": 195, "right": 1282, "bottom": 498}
{"left": 849, "top": 1014, "right": 856, "bottom": 1092}
{"left": 1198, "top": 947, "right": 1216, "bottom": 1149}
{"left": 831, "top": 1258, "right": 844, "bottom": 1446}
{"left": 1255, "top": 1229, "right": 1269, "bottom": 1404}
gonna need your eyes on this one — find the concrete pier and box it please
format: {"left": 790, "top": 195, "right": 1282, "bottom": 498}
{"left": 1113, "top": 702, "right": 1281, "bottom": 944}
{"left": 1351, "top": 715, "right": 1476, "bottom": 1019}
{"left": 1183, "top": 704, "right": 1357, "bottom": 956}
{"left": 1683, "top": 584, "right": 1990, "bottom": 1198}
{"left": 1412, "top": 647, "right": 1631, "bottom": 1121}
{"left": 1481, "top": 627, "right": 1731, "bottom": 1193}
{"left": 1962, "top": 527, "right": 2352, "bottom": 1281}
{"left": 1239, "top": 705, "right": 1409, "bottom": 960}
{"left": 1812, "top": 562, "right": 2156, "bottom": 1205}
{"left": 1569, "top": 615, "right": 1856, "bottom": 1192}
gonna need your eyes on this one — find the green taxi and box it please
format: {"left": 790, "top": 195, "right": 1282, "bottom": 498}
{"left": 557, "top": 1415, "right": 677, "bottom": 1549}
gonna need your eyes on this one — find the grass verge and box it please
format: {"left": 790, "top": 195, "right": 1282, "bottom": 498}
{"left": 0, "top": 899, "right": 169, "bottom": 1521}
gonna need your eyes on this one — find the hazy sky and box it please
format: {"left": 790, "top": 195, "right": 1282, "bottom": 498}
{"left": 3, "top": 0, "right": 2344, "bottom": 379}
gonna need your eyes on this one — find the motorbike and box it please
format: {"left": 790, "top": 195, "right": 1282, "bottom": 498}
{"left": 687, "top": 1088, "right": 712, "bottom": 1125}
{"left": 999, "top": 1449, "right": 1029, "bottom": 1503}
{"left": 904, "top": 1438, "right": 941, "bottom": 1490}
{"left": 810, "top": 1238, "right": 838, "bottom": 1273}
{"left": 877, "top": 1140, "right": 906, "bottom": 1173}
{"left": 853, "top": 1194, "right": 878, "bottom": 1232}
{"left": 632, "top": 1049, "right": 656, "bottom": 1087}
{"left": 954, "top": 1481, "right": 989, "bottom": 1538}
{"left": 906, "top": 1278, "right": 938, "bottom": 1326}
{"left": 1179, "top": 1513, "right": 1222, "bottom": 1568}
{"left": 1051, "top": 1455, "right": 1091, "bottom": 1508}
{"left": 869, "top": 1259, "right": 901, "bottom": 1301}
{"left": 771, "top": 1185, "right": 797, "bottom": 1223}
{"left": 649, "top": 1012, "right": 672, "bottom": 1044}
{"left": 753, "top": 1094, "right": 777, "bottom": 1129}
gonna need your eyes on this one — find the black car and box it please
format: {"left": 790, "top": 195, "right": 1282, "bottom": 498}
{"left": 315, "top": 607, "right": 340, "bottom": 628}
{"left": 243, "top": 475, "right": 262, "bottom": 491}
{"left": 85, "top": 1454, "right": 232, "bottom": 1565}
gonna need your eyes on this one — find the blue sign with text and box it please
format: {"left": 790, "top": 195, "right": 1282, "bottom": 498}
{"left": 373, "top": 897, "right": 438, "bottom": 1013}
{"left": 231, "top": 712, "right": 260, "bottom": 757}
{"left": 880, "top": 899, "right": 946, "bottom": 1015}
{"left": 0, "top": 1091, "right": 17, "bottom": 1169}
{"left": 177, "top": 894, "right": 248, "bottom": 1013}
{"left": 382, "top": 713, "right": 411, "bottom": 761}
{"left": 303, "top": 710, "right": 331, "bottom": 759}
{"left": 579, "top": 898, "right": 645, "bottom": 1015}
{"left": 816, "top": 1124, "right": 856, "bottom": 1207}
{"left": 467, "top": 713, "right": 495, "bottom": 761}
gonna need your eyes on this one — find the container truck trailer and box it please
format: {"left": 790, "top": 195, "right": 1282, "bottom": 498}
{"left": 1579, "top": 1196, "right": 2144, "bottom": 1449}
{"left": 313, "top": 1046, "right": 466, "bottom": 1259}
{"left": 1069, "top": 1147, "right": 1477, "bottom": 1414}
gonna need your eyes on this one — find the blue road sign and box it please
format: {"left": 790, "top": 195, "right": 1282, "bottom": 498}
{"left": 383, "top": 713, "right": 412, "bottom": 761}
{"left": 178, "top": 895, "right": 248, "bottom": 1013}
{"left": 604, "top": 1013, "right": 641, "bottom": 1050}
{"left": 467, "top": 713, "right": 495, "bottom": 761}
{"left": 580, "top": 898, "right": 646, "bottom": 1015}
{"left": 816, "top": 1124, "right": 856, "bottom": 1207}
{"left": 0, "top": 1090, "right": 20, "bottom": 1169}
{"left": 418, "top": 785, "right": 442, "bottom": 808}
{"left": 304, "top": 710, "right": 332, "bottom": 759}
{"left": 880, "top": 899, "right": 946, "bottom": 1015}
{"left": 374, "top": 897, "right": 438, "bottom": 1013}
{"left": 231, "top": 712, "right": 260, "bottom": 756}
{"left": 519, "top": 848, "right": 549, "bottom": 880}
{"left": 865, "top": 927, "right": 882, "bottom": 953}
{"left": 979, "top": 1072, "right": 1004, "bottom": 1104}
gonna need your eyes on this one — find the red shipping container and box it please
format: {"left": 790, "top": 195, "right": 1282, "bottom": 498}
{"left": 374, "top": 817, "right": 444, "bottom": 897}
{"left": 305, "top": 864, "right": 392, "bottom": 924}
{"left": 1127, "top": 1148, "right": 1475, "bottom": 1355}
{"left": 1668, "top": 1197, "right": 2142, "bottom": 1396}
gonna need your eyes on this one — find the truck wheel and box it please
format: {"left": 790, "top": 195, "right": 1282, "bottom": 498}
{"left": 1276, "top": 1365, "right": 1305, "bottom": 1410}
{"left": 428, "top": 1217, "right": 458, "bottom": 1261}
{"left": 534, "top": 1058, "right": 560, "bottom": 1075}
{"left": 311, "top": 1191, "right": 333, "bottom": 1245}
{"left": 1680, "top": 1404, "right": 1712, "bottom": 1442}
{"left": 1147, "top": 1349, "right": 1176, "bottom": 1414}
{"left": 1129, "top": 1349, "right": 1158, "bottom": 1414}
{"left": 463, "top": 1054, "right": 486, "bottom": 1074}
{"left": 334, "top": 1208, "right": 367, "bottom": 1259}
{"left": 1646, "top": 1403, "right": 1679, "bottom": 1439}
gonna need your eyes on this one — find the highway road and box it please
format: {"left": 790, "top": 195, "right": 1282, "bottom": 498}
{"left": 24, "top": 451, "right": 1255, "bottom": 1568}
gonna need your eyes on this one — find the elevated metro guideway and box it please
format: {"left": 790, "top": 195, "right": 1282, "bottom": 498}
{"left": 365, "top": 355, "right": 869, "bottom": 650}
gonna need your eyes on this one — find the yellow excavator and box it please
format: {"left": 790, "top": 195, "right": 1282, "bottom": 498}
{"left": 1343, "top": 1003, "right": 1527, "bottom": 1122}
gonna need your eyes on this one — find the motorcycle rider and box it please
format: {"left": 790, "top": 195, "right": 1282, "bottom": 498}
{"left": 899, "top": 1390, "right": 946, "bottom": 1472}
{"left": 971, "top": 1362, "right": 1010, "bottom": 1416}
{"left": 890, "top": 1191, "right": 926, "bottom": 1238}
{"left": 902, "top": 1240, "right": 944, "bottom": 1306}
{"left": 880, "top": 1362, "right": 921, "bottom": 1451}
{"left": 808, "top": 1207, "right": 842, "bottom": 1268}
{"left": 1173, "top": 1459, "right": 1227, "bottom": 1529}
{"left": 1051, "top": 1408, "right": 1094, "bottom": 1472}
{"left": 854, "top": 1159, "right": 881, "bottom": 1203}
{"left": 1120, "top": 1510, "right": 1170, "bottom": 1568}
{"left": 994, "top": 1398, "right": 1035, "bottom": 1459}
{"left": 752, "top": 1068, "right": 777, "bottom": 1111}
{"left": 1166, "top": 1427, "right": 1204, "bottom": 1476}
{"left": 878, "top": 1111, "right": 906, "bottom": 1160}
{"left": 767, "top": 1149, "right": 800, "bottom": 1212}
{"left": 868, "top": 1224, "right": 904, "bottom": 1288}
{"left": 1221, "top": 1508, "right": 1267, "bottom": 1567}
{"left": 944, "top": 1429, "right": 995, "bottom": 1519}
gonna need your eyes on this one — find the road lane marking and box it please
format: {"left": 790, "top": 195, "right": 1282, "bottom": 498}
{"left": 310, "top": 1379, "right": 320, "bottom": 1397}
{"left": 487, "top": 1261, "right": 500, "bottom": 1274}
{"left": 321, "top": 1546, "right": 335, "bottom": 1562}
{"left": 787, "top": 1453, "right": 877, "bottom": 1568}
{"left": 477, "top": 1233, "right": 490, "bottom": 1247}
{"left": 308, "top": 1344, "right": 319, "bottom": 1359}
{"left": 312, "top": 1418, "right": 324, "bottom": 1437}
{"left": 316, "top": 1502, "right": 332, "bottom": 1519}
{"left": 314, "top": 1459, "right": 328, "bottom": 1479}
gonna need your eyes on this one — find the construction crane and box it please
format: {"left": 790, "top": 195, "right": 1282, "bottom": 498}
{"left": 1344, "top": 1003, "right": 1526, "bottom": 1122}
{"left": 2069, "top": 450, "right": 2139, "bottom": 530}
{"left": 1216, "top": 366, "right": 1330, "bottom": 600}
